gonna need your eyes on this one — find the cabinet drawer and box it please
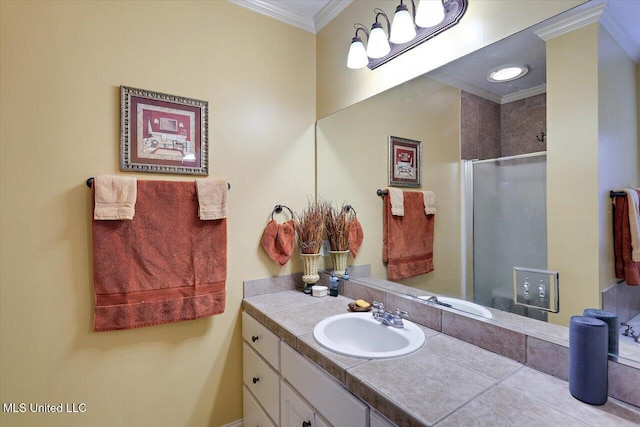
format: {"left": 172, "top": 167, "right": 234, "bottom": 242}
{"left": 243, "top": 311, "right": 280, "bottom": 370}
{"left": 281, "top": 342, "right": 368, "bottom": 427}
{"left": 243, "top": 385, "right": 276, "bottom": 427}
{"left": 243, "top": 342, "right": 280, "bottom": 423}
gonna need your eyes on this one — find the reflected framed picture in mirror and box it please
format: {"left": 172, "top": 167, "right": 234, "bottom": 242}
{"left": 388, "top": 136, "right": 421, "bottom": 188}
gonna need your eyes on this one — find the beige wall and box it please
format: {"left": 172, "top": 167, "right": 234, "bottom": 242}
{"left": 317, "top": 77, "right": 462, "bottom": 296}
{"left": 316, "top": 0, "right": 585, "bottom": 118}
{"left": 0, "top": 1, "right": 315, "bottom": 426}
{"left": 597, "top": 26, "right": 640, "bottom": 293}
{"left": 547, "top": 22, "right": 639, "bottom": 326}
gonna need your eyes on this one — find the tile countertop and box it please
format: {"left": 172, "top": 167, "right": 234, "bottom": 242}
{"left": 243, "top": 290, "right": 640, "bottom": 427}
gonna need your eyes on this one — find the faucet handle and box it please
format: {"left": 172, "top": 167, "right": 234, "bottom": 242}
{"left": 395, "top": 308, "right": 409, "bottom": 318}
{"left": 372, "top": 301, "right": 385, "bottom": 311}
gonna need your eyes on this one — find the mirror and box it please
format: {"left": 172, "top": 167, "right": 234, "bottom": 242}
{"left": 316, "top": 4, "right": 640, "bottom": 364}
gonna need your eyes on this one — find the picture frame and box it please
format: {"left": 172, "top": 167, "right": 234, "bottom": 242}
{"left": 388, "top": 136, "right": 421, "bottom": 187}
{"left": 120, "top": 86, "right": 209, "bottom": 175}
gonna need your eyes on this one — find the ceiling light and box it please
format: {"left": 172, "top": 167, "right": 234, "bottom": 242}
{"left": 415, "top": 0, "right": 446, "bottom": 28}
{"left": 488, "top": 64, "right": 529, "bottom": 82}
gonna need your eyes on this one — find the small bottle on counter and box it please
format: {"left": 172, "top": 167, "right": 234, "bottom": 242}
{"left": 329, "top": 273, "right": 339, "bottom": 297}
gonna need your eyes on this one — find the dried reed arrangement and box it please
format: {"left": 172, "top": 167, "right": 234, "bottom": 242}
{"left": 294, "top": 200, "right": 327, "bottom": 254}
{"left": 325, "top": 203, "right": 353, "bottom": 251}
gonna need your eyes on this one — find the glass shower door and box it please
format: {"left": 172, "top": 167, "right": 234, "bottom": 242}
{"left": 472, "top": 153, "right": 547, "bottom": 321}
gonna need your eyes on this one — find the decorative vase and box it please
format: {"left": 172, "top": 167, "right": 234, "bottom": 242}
{"left": 329, "top": 250, "right": 350, "bottom": 277}
{"left": 300, "top": 252, "right": 321, "bottom": 293}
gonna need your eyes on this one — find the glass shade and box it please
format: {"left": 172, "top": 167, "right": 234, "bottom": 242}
{"left": 347, "top": 37, "right": 368, "bottom": 69}
{"left": 390, "top": 5, "right": 416, "bottom": 44}
{"left": 366, "top": 23, "right": 390, "bottom": 58}
{"left": 415, "top": 0, "right": 446, "bottom": 28}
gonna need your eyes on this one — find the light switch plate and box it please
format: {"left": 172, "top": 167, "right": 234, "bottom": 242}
{"left": 513, "top": 267, "right": 559, "bottom": 313}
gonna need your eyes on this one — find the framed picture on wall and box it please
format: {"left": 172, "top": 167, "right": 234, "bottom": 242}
{"left": 388, "top": 135, "right": 421, "bottom": 187}
{"left": 120, "top": 86, "right": 209, "bottom": 175}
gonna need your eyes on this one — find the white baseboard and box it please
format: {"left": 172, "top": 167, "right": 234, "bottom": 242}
{"left": 221, "top": 420, "right": 243, "bottom": 427}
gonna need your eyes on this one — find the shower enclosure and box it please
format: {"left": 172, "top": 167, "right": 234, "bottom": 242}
{"left": 466, "top": 152, "right": 548, "bottom": 321}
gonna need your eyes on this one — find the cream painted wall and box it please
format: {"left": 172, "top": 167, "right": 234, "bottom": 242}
{"left": 0, "top": 1, "right": 315, "bottom": 426}
{"left": 317, "top": 77, "right": 462, "bottom": 296}
{"left": 547, "top": 24, "right": 601, "bottom": 326}
{"left": 316, "top": 0, "right": 585, "bottom": 119}
{"left": 597, "top": 26, "right": 639, "bottom": 293}
{"left": 547, "top": 22, "right": 639, "bottom": 326}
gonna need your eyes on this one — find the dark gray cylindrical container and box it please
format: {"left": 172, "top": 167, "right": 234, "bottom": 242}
{"left": 569, "top": 316, "right": 608, "bottom": 405}
{"left": 583, "top": 308, "right": 619, "bottom": 356}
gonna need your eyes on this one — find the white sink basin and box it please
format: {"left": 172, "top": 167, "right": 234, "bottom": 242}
{"left": 419, "top": 296, "right": 493, "bottom": 319}
{"left": 312, "top": 312, "right": 425, "bottom": 359}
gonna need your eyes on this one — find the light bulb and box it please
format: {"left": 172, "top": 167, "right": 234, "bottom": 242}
{"left": 390, "top": 5, "right": 416, "bottom": 44}
{"left": 366, "top": 23, "right": 390, "bottom": 59}
{"left": 415, "top": 0, "right": 445, "bottom": 28}
{"left": 347, "top": 37, "right": 368, "bottom": 69}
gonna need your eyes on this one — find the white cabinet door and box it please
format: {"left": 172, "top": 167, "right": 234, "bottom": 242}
{"left": 281, "top": 380, "right": 314, "bottom": 427}
{"left": 370, "top": 409, "right": 397, "bottom": 427}
{"left": 280, "top": 342, "right": 368, "bottom": 427}
{"left": 314, "top": 413, "right": 332, "bottom": 427}
{"left": 243, "top": 385, "right": 276, "bottom": 427}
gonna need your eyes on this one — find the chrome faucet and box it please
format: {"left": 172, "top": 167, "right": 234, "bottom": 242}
{"left": 372, "top": 302, "right": 410, "bottom": 328}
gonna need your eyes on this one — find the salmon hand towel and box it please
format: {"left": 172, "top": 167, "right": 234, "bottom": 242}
{"left": 196, "top": 178, "right": 228, "bottom": 220}
{"left": 383, "top": 190, "right": 435, "bottom": 280}
{"left": 92, "top": 180, "right": 227, "bottom": 331}
{"left": 622, "top": 189, "right": 640, "bottom": 262}
{"left": 614, "top": 189, "right": 640, "bottom": 285}
{"left": 261, "top": 219, "right": 296, "bottom": 266}
{"left": 348, "top": 217, "right": 364, "bottom": 258}
{"left": 94, "top": 175, "right": 137, "bottom": 220}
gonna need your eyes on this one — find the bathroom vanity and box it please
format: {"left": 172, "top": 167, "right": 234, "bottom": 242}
{"left": 242, "top": 274, "right": 640, "bottom": 426}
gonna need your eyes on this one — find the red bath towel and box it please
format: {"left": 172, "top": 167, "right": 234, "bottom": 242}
{"left": 383, "top": 191, "right": 435, "bottom": 280}
{"left": 614, "top": 190, "right": 640, "bottom": 286}
{"left": 92, "top": 180, "right": 227, "bottom": 331}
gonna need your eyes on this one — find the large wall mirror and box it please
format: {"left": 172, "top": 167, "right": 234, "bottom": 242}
{"left": 317, "top": 2, "right": 639, "bottom": 365}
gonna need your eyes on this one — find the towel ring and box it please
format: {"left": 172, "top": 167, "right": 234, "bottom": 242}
{"left": 271, "top": 204, "right": 293, "bottom": 220}
{"left": 343, "top": 204, "right": 357, "bottom": 217}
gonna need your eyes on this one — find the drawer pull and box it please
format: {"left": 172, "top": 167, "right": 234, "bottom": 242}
{"left": 302, "top": 421, "right": 311, "bottom": 427}
{"left": 251, "top": 335, "right": 259, "bottom": 342}
{"left": 252, "top": 376, "right": 260, "bottom": 384}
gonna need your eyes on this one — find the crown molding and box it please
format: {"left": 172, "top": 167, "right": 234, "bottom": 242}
{"left": 315, "top": 0, "right": 352, "bottom": 32}
{"left": 600, "top": 4, "right": 640, "bottom": 63}
{"left": 228, "top": 0, "right": 316, "bottom": 33}
{"left": 501, "top": 84, "right": 547, "bottom": 105}
{"left": 228, "top": 0, "right": 351, "bottom": 34}
{"left": 534, "top": 2, "right": 606, "bottom": 41}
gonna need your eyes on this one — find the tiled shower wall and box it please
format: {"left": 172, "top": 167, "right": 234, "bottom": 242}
{"left": 602, "top": 282, "right": 640, "bottom": 323}
{"left": 461, "top": 91, "right": 547, "bottom": 160}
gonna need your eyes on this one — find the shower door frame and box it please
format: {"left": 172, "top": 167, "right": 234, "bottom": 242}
{"left": 461, "top": 151, "right": 547, "bottom": 305}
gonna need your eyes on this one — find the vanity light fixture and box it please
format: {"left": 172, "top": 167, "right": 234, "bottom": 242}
{"left": 347, "top": 24, "right": 370, "bottom": 69}
{"left": 347, "top": 0, "right": 468, "bottom": 70}
{"left": 390, "top": 1, "right": 417, "bottom": 44}
{"left": 487, "top": 64, "right": 530, "bottom": 82}
{"left": 367, "top": 9, "right": 392, "bottom": 59}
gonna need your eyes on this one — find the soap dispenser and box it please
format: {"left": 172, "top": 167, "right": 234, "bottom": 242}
{"left": 329, "top": 273, "right": 339, "bottom": 297}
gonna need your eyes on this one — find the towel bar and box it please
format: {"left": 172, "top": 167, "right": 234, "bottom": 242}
{"left": 376, "top": 189, "right": 389, "bottom": 196}
{"left": 610, "top": 191, "right": 626, "bottom": 198}
{"left": 86, "top": 177, "right": 231, "bottom": 190}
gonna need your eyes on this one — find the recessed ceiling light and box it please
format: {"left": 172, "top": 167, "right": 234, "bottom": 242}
{"left": 487, "top": 64, "right": 529, "bottom": 82}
